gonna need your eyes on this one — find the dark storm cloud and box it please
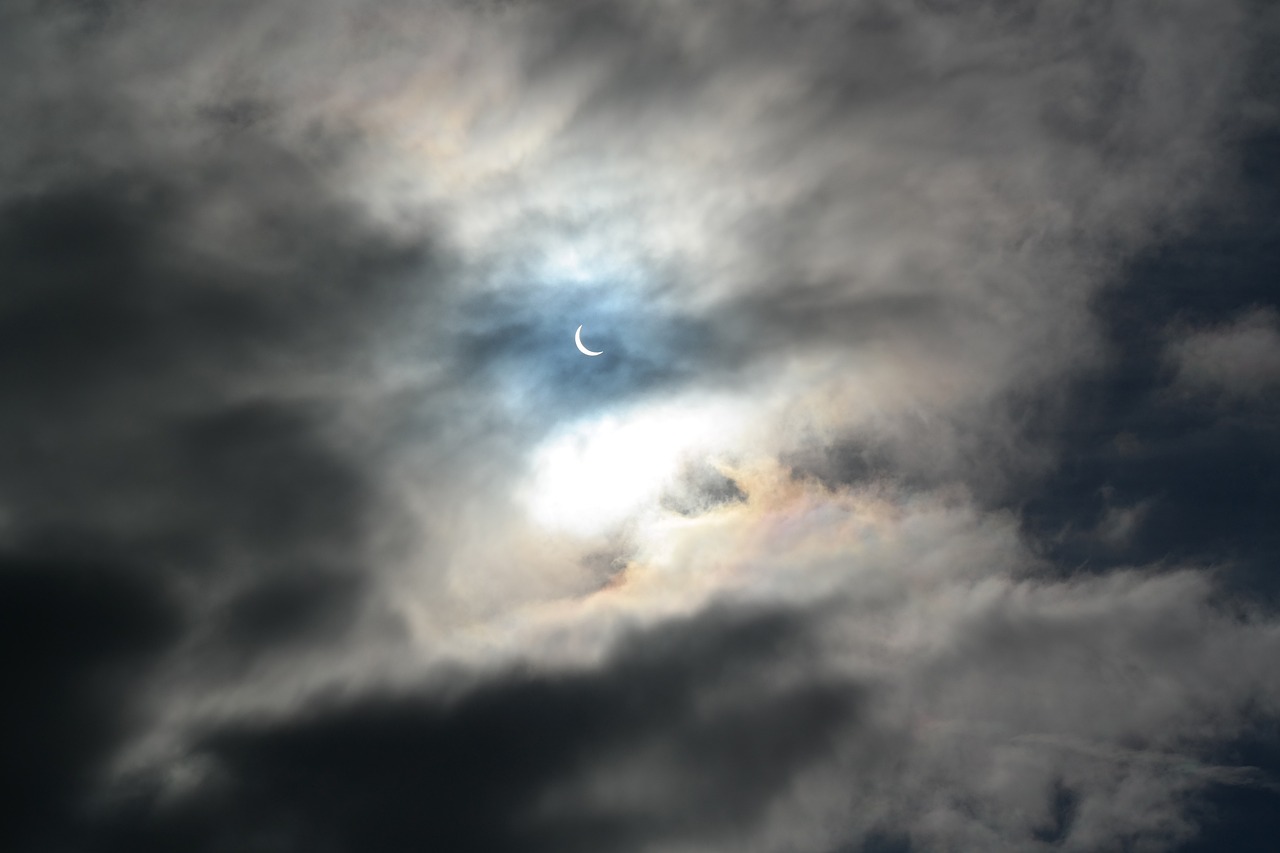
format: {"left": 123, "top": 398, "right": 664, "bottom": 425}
{"left": 0, "top": 556, "right": 180, "bottom": 850}
{"left": 0, "top": 7, "right": 478, "bottom": 836}
{"left": 84, "top": 604, "right": 861, "bottom": 853}
{"left": 0, "top": 67, "right": 441, "bottom": 693}
{"left": 0, "top": 164, "right": 422, "bottom": 560}
{"left": 0, "top": 109, "right": 451, "bottom": 849}
{"left": 0, "top": 150, "right": 437, "bottom": 845}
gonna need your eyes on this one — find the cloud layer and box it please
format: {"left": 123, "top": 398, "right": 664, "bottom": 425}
{"left": 1, "top": 1, "right": 1278, "bottom": 850}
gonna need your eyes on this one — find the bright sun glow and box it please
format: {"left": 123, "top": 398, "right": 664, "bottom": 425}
{"left": 522, "top": 399, "right": 743, "bottom": 535}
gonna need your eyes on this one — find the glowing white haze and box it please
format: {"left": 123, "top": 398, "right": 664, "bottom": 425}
{"left": 521, "top": 397, "right": 746, "bottom": 534}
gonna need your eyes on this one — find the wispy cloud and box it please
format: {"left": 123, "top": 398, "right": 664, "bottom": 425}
{"left": 1, "top": 1, "right": 1277, "bottom": 850}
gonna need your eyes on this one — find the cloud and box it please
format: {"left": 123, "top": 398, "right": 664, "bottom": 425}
{"left": 55, "top": 492, "right": 1280, "bottom": 851}
{"left": 0, "top": 0, "right": 1277, "bottom": 851}
{"left": 81, "top": 604, "right": 862, "bottom": 852}
{"left": 0, "top": 556, "right": 181, "bottom": 849}
{"left": 1167, "top": 308, "right": 1280, "bottom": 399}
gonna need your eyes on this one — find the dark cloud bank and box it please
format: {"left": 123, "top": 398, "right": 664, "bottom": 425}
{"left": 2, "top": 1, "right": 1279, "bottom": 851}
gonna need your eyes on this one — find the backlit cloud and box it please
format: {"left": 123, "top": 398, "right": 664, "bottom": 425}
{"left": 1, "top": 1, "right": 1278, "bottom": 850}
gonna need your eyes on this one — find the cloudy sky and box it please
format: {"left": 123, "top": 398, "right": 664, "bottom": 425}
{"left": 3, "top": 1, "right": 1279, "bottom": 850}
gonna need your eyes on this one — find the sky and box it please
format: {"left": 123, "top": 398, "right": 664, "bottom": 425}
{"left": 2, "top": 1, "right": 1279, "bottom": 851}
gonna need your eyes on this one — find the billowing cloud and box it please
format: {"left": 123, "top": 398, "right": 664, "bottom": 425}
{"left": 1, "top": 0, "right": 1278, "bottom": 851}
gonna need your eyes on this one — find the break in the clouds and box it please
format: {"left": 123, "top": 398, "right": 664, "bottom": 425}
{"left": 2, "top": 1, "right": 1279, "bottom": 851}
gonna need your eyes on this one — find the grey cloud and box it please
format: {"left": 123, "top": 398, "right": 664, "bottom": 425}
{"left": 1167, "top": 308, "right": 1280, "bottom": 399}
{"left": 0, "top": 109, "right": 445, "bottom": 720}
{"left": 0, "top": 556, "right": 182, "bottom": 849}
{"left": 85, "top": 604, "right": 863, "bottom": 853}
{"left": 0, "top": 0, "right": 1278, "bottom": 851}
{"left": 659, "top": 460, "right": 746, "bottom": 517}
{"left": 97, "top": 560, "right": 1278, "bottom": 853}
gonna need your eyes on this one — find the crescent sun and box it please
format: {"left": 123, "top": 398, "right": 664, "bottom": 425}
{"left": 575, "top": 324, "right": 604, "bottom": 357}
